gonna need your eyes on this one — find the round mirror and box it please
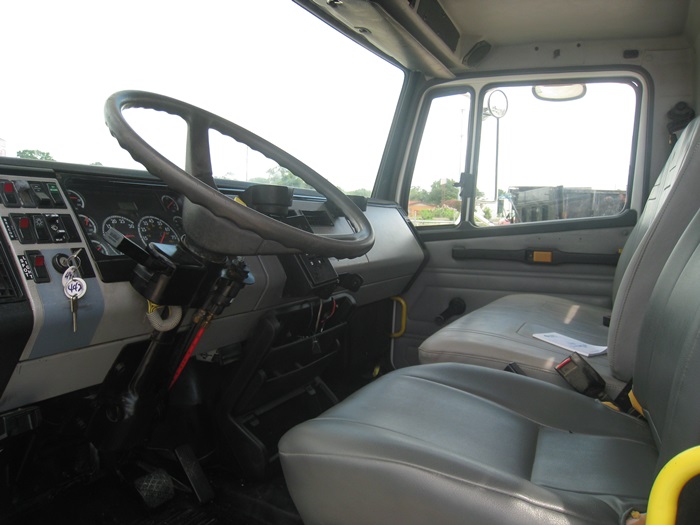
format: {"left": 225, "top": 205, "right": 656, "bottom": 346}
{"left": 487, "top": 90, "right": 509, "bottom": 119}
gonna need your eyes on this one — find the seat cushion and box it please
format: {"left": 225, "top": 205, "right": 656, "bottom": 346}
{"left": 418, "top": 293, "right": 626, "bottom": 396}
{"left": 280, "top": 363, "right": 656, "bottom": 525}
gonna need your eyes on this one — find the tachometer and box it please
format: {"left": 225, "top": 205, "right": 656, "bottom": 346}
{"left": 138, "top": 216, "right": 179, "bottom": 245}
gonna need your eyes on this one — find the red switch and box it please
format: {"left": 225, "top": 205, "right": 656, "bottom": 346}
{"left": 10, "top": 214, "right": 36, "bottom": 244}
{"left": 25, "top": 250, "right": 50, "bottom": 283}
{"left": 1, "top": 180, "right": 20, "bottom": 207}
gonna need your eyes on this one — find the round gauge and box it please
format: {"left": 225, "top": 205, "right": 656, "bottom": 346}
{"left": 67, "top": 190, "right": 85, "bottom": 210}
{"left": 161, "top": 195, "right": 180, "bottom": 213}
{"left": 102, "top": 215, "right": 137, "bottom": 240}
{"left": 78, "top": 214, "right": 97, "bottom": 235}
{"left": 91, "top": 239, "right": 113, "bottom": 256}
{"left": 138, "top": 216, "right": 179, "bottom": 245}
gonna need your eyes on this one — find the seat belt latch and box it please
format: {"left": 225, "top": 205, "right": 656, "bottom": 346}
{"left": 555, "top": 352, "right": 609, "bottom": 401}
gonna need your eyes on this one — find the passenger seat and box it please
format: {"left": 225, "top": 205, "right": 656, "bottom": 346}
{"left": 419, "top": 117, "right": 700, "bottom": 396}
{"left": 280, "top": 203, "right": 700, "bottom": 525}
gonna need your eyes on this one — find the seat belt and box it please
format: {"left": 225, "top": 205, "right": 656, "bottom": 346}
{"left": 555, "top": 352, "right": 611, "bottom": 401}
{"left": 555, "top": 353, "right": 639, "bottom": 414}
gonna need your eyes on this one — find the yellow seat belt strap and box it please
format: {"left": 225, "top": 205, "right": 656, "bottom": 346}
{"left": 628, "top": 389, "right": 644, "bottom": 416}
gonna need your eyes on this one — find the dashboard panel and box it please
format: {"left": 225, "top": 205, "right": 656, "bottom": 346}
{"left": 61, "top": 174, "right": 186, "bottom": 282}
{"left": 0, "top": 159, "right": 426, "bottom": 412}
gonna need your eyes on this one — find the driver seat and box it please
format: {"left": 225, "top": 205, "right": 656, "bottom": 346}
{"left": 278, "top": 207, "right": 700, "bottom": 524}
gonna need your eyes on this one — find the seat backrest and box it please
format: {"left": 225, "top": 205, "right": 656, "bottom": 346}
{"left": 634, "top": 206, "right": 700, "bottom": 472}
{"left": 608, "top": 117, "right": 700, "bottom": 381}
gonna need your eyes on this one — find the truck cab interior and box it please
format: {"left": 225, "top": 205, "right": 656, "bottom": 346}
{"left": 1, "top": 1, "right": 700, "bottom": 524}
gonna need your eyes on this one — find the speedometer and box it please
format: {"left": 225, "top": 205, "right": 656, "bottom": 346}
{"left": 138, "top": 216, "right": 179, "bottom": 245}
{"left": 102, "top": 215, "right": 136, "bottom": 239}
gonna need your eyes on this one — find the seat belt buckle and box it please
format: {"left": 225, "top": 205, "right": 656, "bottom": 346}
{"left": 555, "top": 352, "right": 609, "bottom": 400}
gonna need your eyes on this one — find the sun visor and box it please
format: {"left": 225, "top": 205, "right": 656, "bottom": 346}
{"left": 309, "top": 0, "right": 458, "bottom": 78}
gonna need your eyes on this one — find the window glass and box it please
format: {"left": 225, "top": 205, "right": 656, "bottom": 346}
{"left": 409, "top": 92, "right": 471, "bottom": 226}
{"left": 0, "top": 0, "right": 404, "bottom": 197}
{"left": 475, "top": 82, "right": 636, "bottom": 226}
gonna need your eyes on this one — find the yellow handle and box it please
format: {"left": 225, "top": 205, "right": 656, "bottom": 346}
{"left": 647, "top": 445, "right": 700, "bottom": 524}
{"left": 390, "top": 296, "right": 407, "bottom": 338}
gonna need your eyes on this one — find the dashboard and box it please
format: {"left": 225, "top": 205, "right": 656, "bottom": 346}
{"left": 0, "top": 159, "right": 425, "bottom": 413}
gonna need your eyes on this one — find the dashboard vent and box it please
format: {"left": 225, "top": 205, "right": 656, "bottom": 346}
{"left": 0, "top": 239, "right": 22, "bottom": 303}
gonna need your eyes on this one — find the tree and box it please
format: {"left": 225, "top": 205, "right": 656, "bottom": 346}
{"left": 426, "top": 178, "right": 459, "bottom": 205}
{"left": 348, "top": 188, "right": 371, "bottom": 197}
{"left": 16, "top": 149, "right": 54, "bottom": 161}
{"left": 409, "top": 186, "right": 429, "bottom": 202}
{"left": 250, "top": 166, "right": 313, "bottom": 189}
{"left": 248, "top": 166, "right": 369, "bottom": 195}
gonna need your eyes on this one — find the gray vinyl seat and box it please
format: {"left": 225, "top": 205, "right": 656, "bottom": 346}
{"left": 419, "top": 117, "right": 700, "bottom": 396}
{"left": 279, "top": 206, "right": 700, "bottom": 525}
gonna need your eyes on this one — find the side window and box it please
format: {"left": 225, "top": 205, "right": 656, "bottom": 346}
{"left": 408, "top": 92, "right": 471, "bottom": 226}
{"left": 475, "top": 81, "right": 637, "bottom": 226}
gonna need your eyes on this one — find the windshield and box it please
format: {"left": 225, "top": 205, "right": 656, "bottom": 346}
{"left": 0, "top": 1, "right": 404, "bottom": 196}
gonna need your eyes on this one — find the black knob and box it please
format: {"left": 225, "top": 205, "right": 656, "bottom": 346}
{"left": 435, "top": 298, "right": 467, "bottom": 325}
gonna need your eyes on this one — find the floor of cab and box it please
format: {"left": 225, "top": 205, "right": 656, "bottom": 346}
{"left": 6, "top": 367, "right": 381, "bottom": 525}
{"left": 4, "top": 302, "right": 393, "bottom": 525}
{"left": 11, "top": 467, "right": 301, "bottom": 525}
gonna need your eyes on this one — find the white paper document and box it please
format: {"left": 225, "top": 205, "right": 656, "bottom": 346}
{"left": 532, "top": 332, "right": 608, "bottom": 357}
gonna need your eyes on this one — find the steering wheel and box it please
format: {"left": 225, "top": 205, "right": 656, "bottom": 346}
{"left": 104, "top": 91, "right": 374, "bottom": 259}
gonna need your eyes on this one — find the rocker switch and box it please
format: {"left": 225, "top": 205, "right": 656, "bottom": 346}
{"left": 10, "top": 214, "right": 36, "bottom": 244}
{"left": 25, "top": 250, "right": 51, "bottom": 283}
{"left": 29, "top": 182, "right": 53, "bottom": 208}
{"left": 45, "top": 214, "right": 68, "bottom": 243}
{"left": 1, "top": 180, "right": 20, "bottom": 208}
{"left": 30, "top": 214, "right": 52, "bottom": 242}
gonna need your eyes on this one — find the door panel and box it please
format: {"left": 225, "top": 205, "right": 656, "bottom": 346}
{"left": 392, "top": 223, "right": 632, "bottom": 368}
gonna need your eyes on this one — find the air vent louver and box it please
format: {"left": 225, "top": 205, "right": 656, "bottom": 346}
{"left": 0, "top": 239, "right": 22, "bottom": 302}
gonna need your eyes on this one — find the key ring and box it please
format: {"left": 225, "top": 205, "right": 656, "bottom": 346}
{"left": 67, "top": 249, "right": 83, "bottom": 269}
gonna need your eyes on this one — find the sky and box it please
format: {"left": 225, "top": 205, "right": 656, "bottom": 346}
{"left": 0, "top": 0, "right": 404, "bottom": 193}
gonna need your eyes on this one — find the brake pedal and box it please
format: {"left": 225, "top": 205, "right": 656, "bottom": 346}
{"left": 133, "top": 468, "right": 175, "bottom": 509}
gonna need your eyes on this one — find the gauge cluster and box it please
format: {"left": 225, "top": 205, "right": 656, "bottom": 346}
{"left": 60, "top": 174, "right": 185, "bottom": 280}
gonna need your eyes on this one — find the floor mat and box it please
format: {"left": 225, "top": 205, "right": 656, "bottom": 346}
{"left": 210, "top": 473, "right": 302, "bottom": 525}
{"left": 9, "top": 466, "right": 301, "bottom": 525}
